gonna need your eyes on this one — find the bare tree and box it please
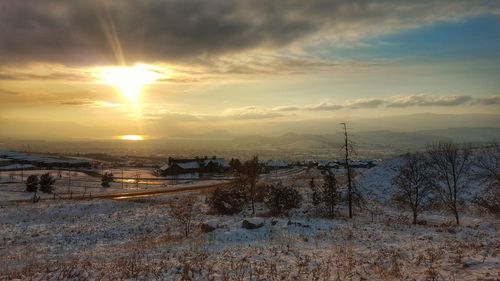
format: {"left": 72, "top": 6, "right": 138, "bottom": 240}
{"left": 392, "top": 153, "right": 435, "bottom": 224}
{"left": 427, "top": 141, "right": 472, "bottom": 225}
{"left": 171, "top": 196, "right": 197, "bottom": 238}
{"left": 241, "top": 156, "right": 260, "bottom": 215}
{"left": 311, "top": 170, "right": 340, "bottom": 217}
{"left": 229, "top": 158, "right": 242, "bottom": 173}
{"left": 473, "top": 142, "right": 500, "bottom": 214}
{"left": 340, "top": 122, "right": 355, "bottom": 218}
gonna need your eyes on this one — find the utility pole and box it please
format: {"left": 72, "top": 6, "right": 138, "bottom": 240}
{"left": 340, "top": 122, "right": 353, "bottom": 219}
{"left": 68, "top": 169, "right": 72, "bottom": 193}
{"left": 136, "top": 172, "right": 140, "bottom": 189}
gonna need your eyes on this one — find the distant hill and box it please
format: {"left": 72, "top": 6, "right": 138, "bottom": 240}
{"left": 231, "top": 127, "right": 500, "bottom": 152}
{"left": 190, "top": 129, "right": 234, "bottom": 140}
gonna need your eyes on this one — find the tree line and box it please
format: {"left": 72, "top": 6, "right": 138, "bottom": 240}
{"left": 210, "top": 140, "right": 499, "bottom": 225}
{"left": 393, "top": 141, "right": 499, "bottom": 225}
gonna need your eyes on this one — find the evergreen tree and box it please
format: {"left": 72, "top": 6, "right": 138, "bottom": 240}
{"left": 25, "top": 174, "right": 39, "bottom": 192}
{"left": 101, "top": 172, "right": 114, "bottom": 188}
{"left": 39, "top": 173, "right": 56, "bottom": 193}
{"left": 311, "top": 171, "right": 339, "bottom": 217}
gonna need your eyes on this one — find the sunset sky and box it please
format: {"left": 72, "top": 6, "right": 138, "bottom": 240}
{"left": 0, "top": 0, "right": 499, "bottom": 139}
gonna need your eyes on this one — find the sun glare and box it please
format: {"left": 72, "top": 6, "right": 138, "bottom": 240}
{"left": 120, "top": 135, "right": 144, "bottom": 141}
{"left": 100, "top": 64, "right": 162, "bottom": 103}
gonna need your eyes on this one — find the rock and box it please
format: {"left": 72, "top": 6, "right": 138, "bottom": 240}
{"left": 201, "top": 223, "right": 216, "bottom": 233}
{"left": 200, "top": 220, "right": 219, "bottom": 233}
{"left": 242, "top": 219, "right": 264, "bottom": 229}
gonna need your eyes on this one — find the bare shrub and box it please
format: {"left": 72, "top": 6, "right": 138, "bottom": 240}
{"left": 416, "top": 247, "right": 444, "bottom": 281}
{"left": 372, "top": 247, "right": 403, "bottom": 279}
{"left": 264, "top": 181, "right": 302, "bottom": 216}
{"left": 208, "top": 185, "right": 246, "bottom": 215}
{"left": 170, "top": 196, "right": 197, "bottom": 237}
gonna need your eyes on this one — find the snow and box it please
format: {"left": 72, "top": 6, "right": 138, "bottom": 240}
{"left": 178, "top": 161, "right": 200, "bottom": 169}
{"left": 265, "top": 160, "right": 289, "bottom": 168}
{"left": 0, "top": 164, "right": 36, "bottom": 170}
{"left": 356, "top": 157, "right": 405, "bottom": 202}
{"left": 0, "top": 151, "right": 91, "bottom": 166}
{"left": 0, "top": 155, "right": 498, "bottom": 280}
{"left": 204, "top": 158, "right": 228, "bottom": 168}
{"left": 0, "top": 169, "right": 225, "bottom": 202}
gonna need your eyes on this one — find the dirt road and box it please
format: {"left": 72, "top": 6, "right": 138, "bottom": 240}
{"left": 11, "top": 181, "right": 230, "bottom": 203}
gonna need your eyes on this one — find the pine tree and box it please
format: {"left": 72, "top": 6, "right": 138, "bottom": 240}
{"left": 101, "top": 172, "right": 114, "bottom": 188}
{"left": 311, "top": 171, "right": 340, "bottom": 217}
{"left": 39, "top": 173, "right": 56, "bottom": 193}
{"left": 25, "top": 174, "right": 39, "bottom": 192}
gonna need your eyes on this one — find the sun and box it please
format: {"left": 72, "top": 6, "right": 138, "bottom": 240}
{"left": 100, "top": 64, "right": 162, "bottom": 103}
{"left": 120, "top": 135, "right": 144, "bottom": 141}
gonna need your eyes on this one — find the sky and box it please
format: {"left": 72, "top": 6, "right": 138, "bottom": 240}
{"left": 0, "top": 0, "right": 499, "bottom": 140}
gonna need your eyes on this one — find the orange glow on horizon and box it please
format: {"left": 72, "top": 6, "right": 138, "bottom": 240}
{"left": 119, "top": 134, "right": 144, "bottom": 141}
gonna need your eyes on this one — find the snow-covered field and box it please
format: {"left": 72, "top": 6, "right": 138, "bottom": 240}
{"left": 0, "top": 159, "right": 498, "bottom": 280}
{"left": 0, "top": 169, "right": 226, "bottom": 202}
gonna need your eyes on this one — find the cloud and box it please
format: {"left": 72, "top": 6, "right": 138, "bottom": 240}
{"left": 137, "top": 106, "right": 286, "bottom": 123}
{"left": 272, "top": 101, "right": 343, "bottom": 111}
{"left": 474, "top": 95, "right": 500, "bottom": 105}
{"left": 388, "top": 94, "right": 473, "bottom": 107}
{"left": 305, "top": 101, "right": 344, "bottom": 111}
{"left": 271, "top": 94, "right": 498, "bottom": 112}
{"left": 271, "top": 99, "right": 385, "bottom": 111}
{"left": 0, "top": 66, "right": 93, "bottom": 81}
{"left": 138, "top": 111, "right": 204, "bottom": 122}
{"left": 54, "top": 99, "right": 124, "bottom": 109}
{"left": 0, "top": 0, "right": 497, "bottom": 66}
{"left": 56, "top": 98, "right": 96, "bottom": 106}
{"left": 344, "top": 98, "right": 385, "bottom": 108}
{"left": 272, "top": 105, "right": 303, "bottom": 111}
{"left": 220, "top": 106, "right": 285, "bottom": 120}
{"left": 0, "top": 88, "right": 19, "bottom": 95}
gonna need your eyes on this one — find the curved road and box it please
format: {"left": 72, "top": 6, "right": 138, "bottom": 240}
{"left": 12, "top": 181, "right": 230, "bottom": 203}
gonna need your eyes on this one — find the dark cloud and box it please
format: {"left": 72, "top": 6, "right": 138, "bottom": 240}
{"left": 0, "top": 0, "right": 496, "bottom": 66}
